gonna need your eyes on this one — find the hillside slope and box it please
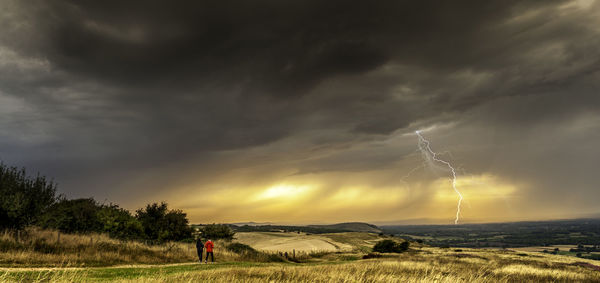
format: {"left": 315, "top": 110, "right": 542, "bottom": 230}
{"left": 308, "top": 222, "right": 382, "bottom": 233}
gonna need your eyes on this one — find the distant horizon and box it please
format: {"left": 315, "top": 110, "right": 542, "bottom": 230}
{"left": 193, "top": 214, "right": 600, "bottom": 227}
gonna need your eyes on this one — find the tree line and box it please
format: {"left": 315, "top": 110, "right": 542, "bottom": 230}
{"left": 0, "top": 162, "right": 233, "bottom": 243}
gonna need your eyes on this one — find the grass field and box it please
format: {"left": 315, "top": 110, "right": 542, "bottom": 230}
{"left": 512, "top": 245, "right": 578, "bottom": 253}
{"left": 2, "top": 247, "right": 600, "bottom": 282}
{"left": 0, "top": 228, "right": 198, "bottom": 267}
{"left": 1, "top": 229, "right": 600, "bottom": 282}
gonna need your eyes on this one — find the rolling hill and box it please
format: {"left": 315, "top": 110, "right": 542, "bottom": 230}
{"left": 308, "top": 222, "right": 382, "bottom": 233}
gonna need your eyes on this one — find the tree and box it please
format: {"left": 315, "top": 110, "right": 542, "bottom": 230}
{"left": 373, "top": 239, "right": 410, "bottom": 253}
{"left": 97, "top": 204, "right": 143, "bottom": 240}
{"left": 135, "top": 202, "right": 192, "bottom": 242}
{"left": 200, "top": 224, "right": 235, "bottom": 240}
{"left": 164, "top": 209, "right": 193, "bottom": 241}
{"left": 0, "top": 163, "right": 58, "bottom": 230}
{"left": 38, "top": 198, "right": 103, "bottom": 233}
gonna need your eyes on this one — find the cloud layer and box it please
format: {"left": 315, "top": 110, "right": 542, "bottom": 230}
{"left": 1, "top": 0, "right": 599, "bottom": 223}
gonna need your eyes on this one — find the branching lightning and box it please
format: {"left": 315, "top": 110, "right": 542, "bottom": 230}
{"left": 415, "top": 130, "right": 464, "bottom": 224}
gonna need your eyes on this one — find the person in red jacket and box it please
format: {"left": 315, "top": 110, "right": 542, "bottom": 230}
{"left": 204, "top": 239, "right": 214, "bottom": 263}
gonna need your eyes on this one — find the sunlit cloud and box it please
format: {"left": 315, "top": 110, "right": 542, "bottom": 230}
{"left": 254, "top": 184, "right": 315, "bottom": 201}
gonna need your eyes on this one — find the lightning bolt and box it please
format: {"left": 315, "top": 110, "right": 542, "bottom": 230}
{"left": 415, "top": 130, "right": 464, "bottom": 224}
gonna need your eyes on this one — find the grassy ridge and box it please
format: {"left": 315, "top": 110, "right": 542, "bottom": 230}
{"left": 0, "top": 229, "right": 342, "bottom": 267}
{"left": 0, "top": 228, "right": 197, "bottom": 267}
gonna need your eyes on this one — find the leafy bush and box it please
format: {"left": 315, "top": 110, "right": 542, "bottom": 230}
{"left": 226, "top": 242, "right": 257, "bottom": 254}
{"left": 0, "top": 162, "right": 194, "bottom": 244}
{"left": 97, "top": 204, "right": 144, "bottom": 240}
{"left": 200, "top": 224, "right": 235, "bottom": 240}
{"left": 373, "top": 239, "right": 410, "bottom": 253}
{"left": 38, "top": 198, "right": 103, "bottom": 233}
{"left": 135, "top": 202, "right": 192, "bottom": 243}
{"left": 362, "top": 252, "right": 383, "bottom": 259}
{"left": 0, "top": 163, "right": 58, "bottom": 230}
{"left": 39, "top": 199, "right": 145, "bottom": 240}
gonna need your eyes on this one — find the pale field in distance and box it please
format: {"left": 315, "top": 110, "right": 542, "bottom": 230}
{"left": 234, "top": 231, "right": 384, "bottom": 253}
{"left": 512, "top": 245, "right": 578, "bottom": 252}
{"left": 234, "top": 232, "right": 351, "bottom": 252}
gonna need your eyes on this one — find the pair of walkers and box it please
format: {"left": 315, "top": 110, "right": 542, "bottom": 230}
{"left": 196, "top": 238, "right": 215, "bottom": 263}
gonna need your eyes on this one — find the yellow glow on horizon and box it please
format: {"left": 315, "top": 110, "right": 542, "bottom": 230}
{"left": 170, "top": 172, "right": 530, "bottom": 223}
{"left": 255, "top": 184, "right": 314, "bottom": 200}
{"left": 329, "top": 186, "right": 408, "bottom": 206}
{"left": 432, "top": 174, "right": 517, "bottom": 201}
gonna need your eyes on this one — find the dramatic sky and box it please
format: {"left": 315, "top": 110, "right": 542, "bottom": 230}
{"left": 1, "top": 0, "right": 599, "bottom": 224}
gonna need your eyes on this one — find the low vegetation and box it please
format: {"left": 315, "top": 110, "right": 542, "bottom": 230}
{"left": 0, "top": 228, "right": 355, "bottom": 267}
{"left": 0, "top": 228, "right": 196, "bottom": 267}
{"left": 2, "top": 244, "right": 600, "bottom": 282}
{"left": 383, "top": 219, "right": 600, "bottom": 248}
{"left": 372, "top": 239, "right": 409, "bottom": 253}
{"left": 197, "top": 224, "right": 235, "bottom": 240}
{"left": 0, "top": 163, "right": 57, "bottom": 231}
{"left": 1, "top": 162, "right": 195, "bottom": 244}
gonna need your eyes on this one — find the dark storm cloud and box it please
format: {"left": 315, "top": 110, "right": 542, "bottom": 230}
{"left": 1, "top": 0, "right": 599, "bottom": 217}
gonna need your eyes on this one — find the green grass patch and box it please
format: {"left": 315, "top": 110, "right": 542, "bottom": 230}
{"left": 1, "top": 261, "right": 358, "bottom": 281}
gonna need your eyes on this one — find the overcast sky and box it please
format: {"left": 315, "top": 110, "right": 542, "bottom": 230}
{"left": 1, "top": 0, "right": 599, "bottom": 224}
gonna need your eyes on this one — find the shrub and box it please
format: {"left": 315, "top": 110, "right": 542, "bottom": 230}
{"left": 0, "top": 163, "right": 58, "bottom": 230}
{"left": 399, "top": 241, "right": 409, "bottom": 251}
{"left": 226, "top": 242, "right": 257, "bottom": 254}
{"left": 38, "top": 198, "right": 103, "bottom": 234}
{"left": 97, "top": 204, "right": 144, "bottom": 240}
{"left": 373, "top": 239, "right": 410, "bottom": 253}
{"left": 224, "top": 242, "right": 288, "bottom": 262}
{"left": 362, "top": 252, "right": 383, "bottom": 259}
{"left": 200, "top": 224, "right": 235, "bottom": 240}
{"left": 39, "top": 199, "right": 144, "bottom": 240}
{"left": 135, "top": 202, "right": 192, "bottom": 243}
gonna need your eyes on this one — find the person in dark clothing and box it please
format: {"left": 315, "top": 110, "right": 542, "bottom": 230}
{"left": 195, "top": 237, "right": 204, "bottom": 262}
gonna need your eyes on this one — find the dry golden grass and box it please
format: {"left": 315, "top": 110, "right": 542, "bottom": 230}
{"left": 0, "top": 228, "right": 248, "bottom": 267}
{"left": 112, "top": 249, "right": 600, "bottom": 283}
{"left": 1, "top": 230, "right": 599, "bottom": 282}
{"left": 1, "top": 245, "right": 599, "bottom": 282}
